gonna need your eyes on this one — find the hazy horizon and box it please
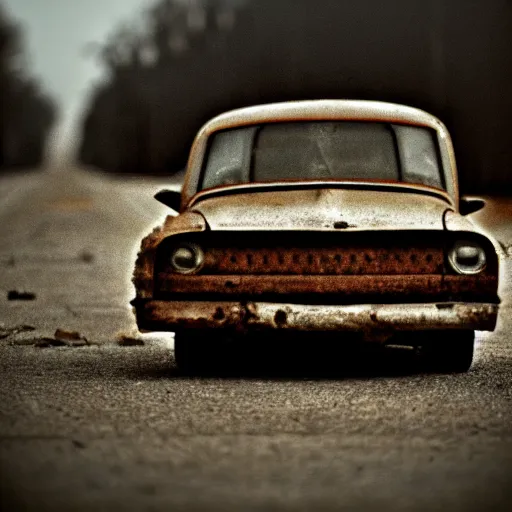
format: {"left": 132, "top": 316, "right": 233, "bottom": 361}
{"left": 2, "top": 0, "right": 149, "bottom": 164}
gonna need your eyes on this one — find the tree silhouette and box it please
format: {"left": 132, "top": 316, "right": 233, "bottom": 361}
{"left": 0, "top": 3, "right": 56, "bottom": 169}
{"left": 79, "top": 0, "right": 512, "bottom": 193}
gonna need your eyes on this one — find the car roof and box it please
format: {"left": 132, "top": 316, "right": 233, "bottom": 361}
{"left": 182, "top": 100, "right": 458, "bottom": 208}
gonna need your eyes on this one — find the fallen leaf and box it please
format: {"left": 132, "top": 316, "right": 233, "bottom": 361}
{"left": 53, "top": 329, "right": 89, "bottom": 347}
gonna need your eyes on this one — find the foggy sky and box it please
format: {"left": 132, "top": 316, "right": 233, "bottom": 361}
{"left": 3, "top": 0, "right": 150, "bottom": 162}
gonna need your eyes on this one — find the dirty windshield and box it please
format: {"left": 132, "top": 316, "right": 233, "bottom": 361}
{"left": 201, "top": 121, "right": 444, "bottom": 191}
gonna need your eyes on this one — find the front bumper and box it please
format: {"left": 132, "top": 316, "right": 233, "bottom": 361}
{"left": 134, "top": 300, "right": 499, "bottom": 335}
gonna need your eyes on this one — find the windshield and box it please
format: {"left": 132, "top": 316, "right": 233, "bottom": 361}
{"left": 200, "top": 121, "right": 444, "bottom": 192}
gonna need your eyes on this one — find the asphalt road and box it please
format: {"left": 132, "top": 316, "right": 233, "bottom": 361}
{"left": 0, "top": 167, "right": 511, "bottom": 511}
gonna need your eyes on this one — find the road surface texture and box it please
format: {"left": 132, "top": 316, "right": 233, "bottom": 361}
{"left": 1, "top": 167, "right": 511, "bottom": 511}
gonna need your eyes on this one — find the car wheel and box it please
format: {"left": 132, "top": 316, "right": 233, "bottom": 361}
{"left": 420, "top": 330, "right": 475, "bottom": 373}
{"left": 174, "top": 330, "right": 216, "bottom": 375}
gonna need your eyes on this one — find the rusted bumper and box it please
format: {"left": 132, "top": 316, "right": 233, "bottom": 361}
{"left": 135, "top": 300, "right": 498, "bottom": 335}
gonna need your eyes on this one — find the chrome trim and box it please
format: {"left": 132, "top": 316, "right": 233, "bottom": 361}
{"left": 169, "top": 243, "right": 205, "bottom": 275}
{"left": 187, "top": 180, "right": 453, "bottom": 209}
{"left": 448, "top": 241, "right": 487, "bottom": 275}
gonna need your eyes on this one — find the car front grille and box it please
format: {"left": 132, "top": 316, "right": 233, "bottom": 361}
{"left": 154, "top": 231, "right": 499, "bottom": 303}
{"left": 202, "top": 245, "right": 443, "bottom": 275}
{"left": 157, "top": 231, "right": 446, "bottom": 276}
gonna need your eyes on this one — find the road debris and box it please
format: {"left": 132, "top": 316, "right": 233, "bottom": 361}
{"left": 7, "top": 290, "right": 36, "bottom": 301}
{"left": 0, "top": 323, "right": 97, "bottom": 348}
{"left": 34, "top": 330, "right": 95, "bottom": 348}
{"left": 54, "top": 329, "right": 89, "bottom": 347}
{"left": 78, "top": 250, "right": 95, "bottom": 263}
{"left": 0, "top": 323, "right": 36, "bottom": 340}
{"left": 72, "top": 439, "right": 86, "bottom": 450}
{"left": 3, "top": 328, "right": 93, "bottom": 348}
{"left": 117, "top": 331, "right": 145, "bottom": 347}
{"left": 35, "top": 337, "right": 69, "bottom": 348}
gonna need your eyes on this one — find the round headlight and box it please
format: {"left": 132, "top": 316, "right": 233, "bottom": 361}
{"left": 170, "top": 244, "right": 204, "bottom": 274}
{"left": 448, "top": 240, "right": 486, "bottom": 275}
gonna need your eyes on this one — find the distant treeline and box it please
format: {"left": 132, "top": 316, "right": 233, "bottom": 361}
{"left": 0, "top": 4, "right": 56, "bottom": 169}
{"left": 79, "top": 0, "right": 512, "bottom": 194}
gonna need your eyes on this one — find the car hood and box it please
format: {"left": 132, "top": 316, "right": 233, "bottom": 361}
{"left": 191, "top": 187, "right": 452, "bottom": 232}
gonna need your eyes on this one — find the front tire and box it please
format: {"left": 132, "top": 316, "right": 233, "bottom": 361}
{"left": 174, "top": 330, "right": 215, "bottom": 375}
{"left": 420, "top": 330, "right": 475, "bottom": 373}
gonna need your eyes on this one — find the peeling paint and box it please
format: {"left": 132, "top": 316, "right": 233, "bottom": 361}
{"left": 137, "top": 300, "right": 498, "bottom": 335}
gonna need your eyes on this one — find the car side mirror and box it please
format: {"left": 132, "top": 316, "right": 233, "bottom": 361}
{"left": 459, "top": 197, "right": 485, "bottom": 216}
{"left": 154, "top": 189, "right": 182, "bottom": 214}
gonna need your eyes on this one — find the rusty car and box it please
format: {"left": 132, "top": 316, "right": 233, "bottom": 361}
{"left": 131, "top": 100, "right": 500, "bottom": 373}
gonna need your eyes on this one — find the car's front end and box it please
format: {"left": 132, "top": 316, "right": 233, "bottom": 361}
{"left": 133, "top": 191, "right": 499, "bottom": 337}
{"left": 131, "top": 100, "right": 500, "bottom": 372}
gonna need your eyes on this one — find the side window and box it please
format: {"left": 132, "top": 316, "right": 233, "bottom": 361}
{"left": 201, "top": 127, "right": 257, "bottom": 190}
{"left": 393, "top": 125, "right": 443, "bottom": 188}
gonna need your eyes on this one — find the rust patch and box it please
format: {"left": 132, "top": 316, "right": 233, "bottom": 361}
{"left": 158, "top": 231, "right": 447, "bottom": 276}
{"left": 156, "top": 272, "right": 498, "bottom": 303}
{"left": 158, "top": 274, "right": 446, "bottom": 296}
{"left": 138, "top": 300, "right": 499, "bottom": 334}
{"left": 132, "top": 212, "right": 207, "bottom": 300}
{"left": 213, "top": 307, "right": 225, "bottom": 320}
{"left": 443, "top": 275, "right": 497, "bottom": 297}
{"left": 245, "top": 301, "right": 259, "bottom": 320}
{"left": 274, "top": 309, "right": 288, "bottom": 327}
{"left": 333, "top": 221, "right": 356, "bottom": 229}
